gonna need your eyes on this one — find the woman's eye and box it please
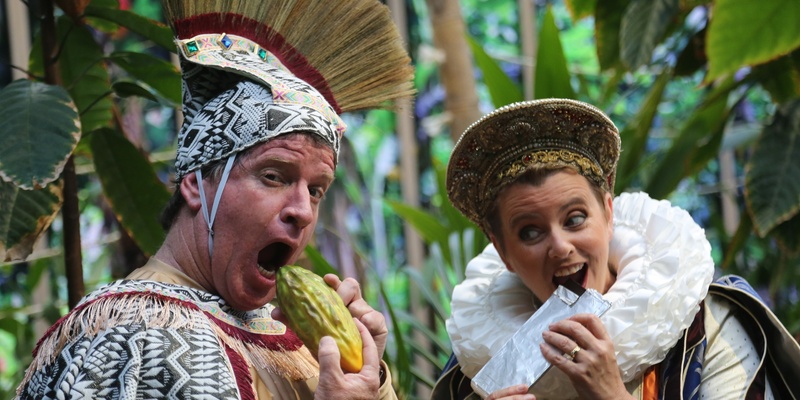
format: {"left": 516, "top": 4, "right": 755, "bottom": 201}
{"left": 518, "top": 226, "right": 541, "bottom": 241}
{"left": 566, "top": 214, "right": 586, "bottom": 227}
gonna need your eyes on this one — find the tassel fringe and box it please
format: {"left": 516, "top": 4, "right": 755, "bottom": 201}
{"left": 20, "top": 292, "right": 319, "bottom": 391}
{"left": 163, "top": 0, "right": 415, "bottom": 113}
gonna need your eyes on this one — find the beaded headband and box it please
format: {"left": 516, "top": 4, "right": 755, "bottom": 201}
{"left": 446, "top": 99, "right": 620, "bottom": 232}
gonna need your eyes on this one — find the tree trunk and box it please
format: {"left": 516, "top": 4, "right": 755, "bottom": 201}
{"left": 425, "top": 0, "right": 482, "bottom": 142}
{"left": 40, "top": 0, "right": 85, "bottom": 308}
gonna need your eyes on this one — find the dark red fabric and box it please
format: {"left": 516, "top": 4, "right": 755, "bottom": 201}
{"left": 173, "top": 13, "right": 340, "bottom": 114}
{"left": 224, "top": 343, "right": 256, "bottom": 400}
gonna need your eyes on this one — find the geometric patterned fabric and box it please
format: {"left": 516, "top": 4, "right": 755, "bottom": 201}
{"left": 174, "top": 34, "right": 344, "bottom": 178}
{"left": 16, "top": 279, "right": 317, "bottom": 400}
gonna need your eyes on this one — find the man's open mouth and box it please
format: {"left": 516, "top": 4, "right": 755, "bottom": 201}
{"left": 257, "top": 242, "right": 292, "bottom": 278}
{"left": 552, "top": 263, "right": 587, "bottom": 287}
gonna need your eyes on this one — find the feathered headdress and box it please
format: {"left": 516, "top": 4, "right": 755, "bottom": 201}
{"left": 163, "top": 0, "right": 415, "bottom": 178}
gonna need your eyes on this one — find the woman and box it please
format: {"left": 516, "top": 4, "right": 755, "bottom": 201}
{"left": 432, "top": 99, "right": 800, "bottom": 399}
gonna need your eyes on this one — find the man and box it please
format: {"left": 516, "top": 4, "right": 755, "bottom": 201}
{"left": 16, "top": 0, "right": 414, "bottom": 398}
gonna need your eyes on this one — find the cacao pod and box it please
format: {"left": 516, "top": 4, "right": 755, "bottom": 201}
{"left": 276, "top": 265, "right": 364, "bottom": 373}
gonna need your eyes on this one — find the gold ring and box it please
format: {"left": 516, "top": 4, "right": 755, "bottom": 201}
{"left": 563, "top": 345, "right": 581, "bottom": 361}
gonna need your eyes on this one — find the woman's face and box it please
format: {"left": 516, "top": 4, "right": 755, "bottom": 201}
{"left": 489, "top": 169, "right": 615, "bottom": 302}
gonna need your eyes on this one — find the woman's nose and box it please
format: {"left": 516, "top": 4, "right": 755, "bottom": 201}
{"left": 547, "top": 229, "right": 574, "bottom": 259}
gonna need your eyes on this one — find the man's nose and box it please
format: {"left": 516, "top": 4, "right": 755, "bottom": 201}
{"left": 280, "top": 187, "right": 314, "bottom": 229}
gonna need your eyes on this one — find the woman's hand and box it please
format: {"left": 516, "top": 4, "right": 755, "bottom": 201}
{"left": 486, "top": 384, "right": 536, "bottom": 400}
{"left": 540, "top": 313, "right": 634, "bottom": 400}
{"left": 324, "top": 274, "right": 389, "bottom": 359}
{"left": 315, "top": 319, "right": 382, "bottom": 399}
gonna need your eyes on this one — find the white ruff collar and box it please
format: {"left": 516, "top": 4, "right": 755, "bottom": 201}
{"left": 446, "top": 192, "right": 714, "bottom": 397}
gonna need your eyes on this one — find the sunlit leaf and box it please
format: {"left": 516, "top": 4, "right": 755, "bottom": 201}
{"left": 0, "top": 179, "right": 63, "bottom": 262}
{"left": 54, "top": 0, "right": 90, "bottom": 20}
{"left": 466, "top": 35, "right": 522, "bottom": 108}
{"left": 565, "top": 0, "right": 597, "bottom": 21}
{"left": 744, "top": 99, "right": 800, "bottom": 237}
{"left": 84, "top": 4, "right": 175, "bottom": 51}
{"left": 615, "top": 70, "right": 669, "bottom": 192}
{"left": 535, "top": 6, "right": 576, "bottom": 99}
{"left": 108, "top": 52, "right": 181, "bottom": 105}
{"left": 303, "top": 245, "right": 339, "bottom": 277}
{"left": 90, "top": 129, "right": 170, "bottom": 255}
{"left": 0, "top": 80, "right": 80, "bottom": 189}
{"left": 645, "top": 85, "right": 729, "bottom": 199}
{"left": 706, "top": 0, "right": 800, "bottom": 82}
{"left": 595, "top": 0, "right": 630, "bottom": 71}
{"left": 385, "top": 199, "right": 450, "bottom": 255}
{"left": 619, "top": 0, "right": 679, "bottom": 70}
{"left": 111, "top": 81, "right": 160, "bottom": 102}
{"left": 30, "top": 16, "right": 113, "bottom": 133}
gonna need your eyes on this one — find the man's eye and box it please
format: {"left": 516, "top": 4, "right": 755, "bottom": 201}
{"left": 264, "top": 172, "right": 281, "bottom": 182}
{"left": 518, "top": 226, "right": 541, "bottom": 241}
{"left": 309, "top": 187, "right": 325, "bottom": 200}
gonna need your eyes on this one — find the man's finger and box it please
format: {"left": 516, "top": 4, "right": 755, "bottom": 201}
{"left": 317, "top": 336, "right": 343, "bottom": 377}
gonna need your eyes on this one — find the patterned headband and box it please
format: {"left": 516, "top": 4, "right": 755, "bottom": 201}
{"left": 446, "top": 99, "right": 621, "bottom": 233}
{"left": 174, "top": 34, "right": 345, "bottom": 179}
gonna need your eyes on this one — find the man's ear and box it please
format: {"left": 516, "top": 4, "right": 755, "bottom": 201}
{"left": 489, "top": 233, "right": 515, "bottom": 273}
{"left": 180, "top": 172, "right": 204, "bottom": 212}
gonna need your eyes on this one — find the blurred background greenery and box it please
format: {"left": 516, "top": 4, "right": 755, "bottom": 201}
{"left": 1, "top": 0, "right": 799, "bottom": 398}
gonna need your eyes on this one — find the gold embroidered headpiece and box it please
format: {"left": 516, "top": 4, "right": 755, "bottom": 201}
{"left": 446, "top": 99, "right": 620, "bottom": 232}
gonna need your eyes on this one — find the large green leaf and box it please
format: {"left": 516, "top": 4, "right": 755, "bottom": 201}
{"left": 753, "top": 52, "right": 800, "bottom": 105}
{"left": 595, "top": 0, "right": 631, "bottom": 71}
{"left": 615, "top": 70, "right": 669, "bottom": 192}
{"left": 0, "top": 80, "right": 80, "bottom": 189}
{"left": 773, "top": 213, "right": 800, "bottom": 255}
{"left": 744, "top": 99, "right": 800, "bottom": 237}
{"left": 84, "top": 4, "right": 175, "bottom": 52}
{"left": 645, "top": 86, "right": 729, "bottom": 199}
{"left": 706, "top": 0, "right": 800, "bottom": 82}
{"left": 535, "top": 6, "right": 576, "bottom": 100}
{"left": 565, "top": 0, "right": 597, "bottom": 21}
{"left": 108, "top": 52, "right": 181, "bottom": 105}
{"left": 30, "top": 16, "right": 113, "bottom": 133}
{"left": 112, "top": 81, "right": 160, "bottom": 103}
{"left": 385, "top": 199, "right": 449, "bottom": 249}
{"left": 90, "top": 129, "right": 170, "bottom": 255}
{"left": 466, "top": 35, "right": 522, "bottom": 108}
{"left": 0, "top": 179, "right": 63, "bottom": 262}
{"left": 619, "top": 0, "right": 679, "bottom": 70}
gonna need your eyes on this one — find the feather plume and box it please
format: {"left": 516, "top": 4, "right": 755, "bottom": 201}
{"left": 163, "top": 0, "right": 415, "bottom": 113}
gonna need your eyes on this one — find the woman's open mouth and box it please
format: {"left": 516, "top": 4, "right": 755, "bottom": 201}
{"left": 552, "top": 263, "right": 587, "bottom": 288}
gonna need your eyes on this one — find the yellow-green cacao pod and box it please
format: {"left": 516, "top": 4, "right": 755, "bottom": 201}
{"left": 276, "top": 265, "right": 363, "bottom": 373}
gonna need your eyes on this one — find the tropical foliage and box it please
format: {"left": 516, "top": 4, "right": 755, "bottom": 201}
{"left": 1, "top": 0, "right": 799, "bottom": 398}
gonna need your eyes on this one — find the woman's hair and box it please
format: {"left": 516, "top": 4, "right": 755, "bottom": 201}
{"left": 486, "top": 166, "right": 607, "bottom": 247}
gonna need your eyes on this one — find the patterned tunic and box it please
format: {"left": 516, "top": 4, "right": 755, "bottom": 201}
{"left": 16, "top": 259, "right": 397, "bottom": 399}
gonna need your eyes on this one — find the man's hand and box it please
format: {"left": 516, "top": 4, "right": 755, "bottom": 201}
{"left": 324, "top": 274, "right": 389, "bottom": 359}
{"left": 315, "top": 319, "right": 381, "bottom": 399}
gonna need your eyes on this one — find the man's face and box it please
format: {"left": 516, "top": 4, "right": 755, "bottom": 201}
{"left": 200, "top": 135, "right": 335, "bottom": 310}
